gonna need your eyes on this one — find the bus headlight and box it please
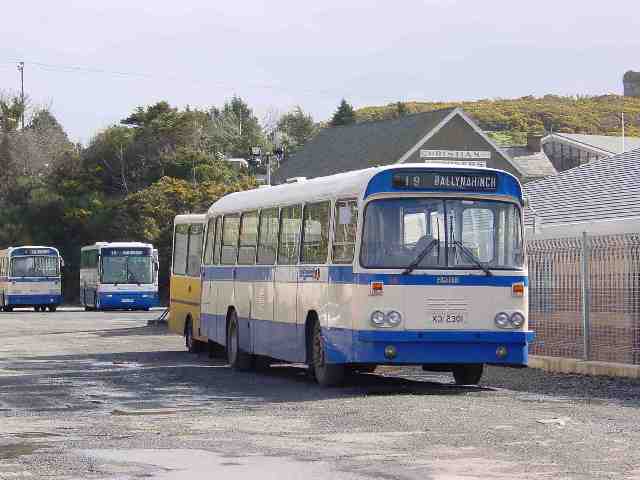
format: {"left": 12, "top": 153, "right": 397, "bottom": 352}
{"left": 494, "top": 312, "right": 511, "bottom": 328}
{"left": 370, "top": 310, "right": 386, "bottom": 326}
{"left": 386, "top": 310, "right": 402, "bottom": 327}
{"left": 510, "top": 312, "right": 525, "bottom": 328}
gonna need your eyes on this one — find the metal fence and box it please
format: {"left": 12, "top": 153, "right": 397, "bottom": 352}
{"left": 528, "top": 233, "right": 640, "bottom": 365}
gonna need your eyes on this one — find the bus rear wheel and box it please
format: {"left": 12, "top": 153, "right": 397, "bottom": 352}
{"left": 452, "top": 364, "right": 484, "bottom": 385}
{"left": 226, "top": 312, "right": 253, "bottom": 371}
{"left": 311, "top": 320, "right": 345, "bottom": 387}
{"left": 48, "top": 306, "right": 57, "bottom": 312}
{"left": 3, "top": 306, "right": 13, "bottom": 312}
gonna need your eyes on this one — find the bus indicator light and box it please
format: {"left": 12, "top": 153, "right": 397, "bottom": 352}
{"left": 511, "top": 282, "right": 525, "bottom": 297}
{"left": 370, "top": 281, "right": 384, "bottom": 296}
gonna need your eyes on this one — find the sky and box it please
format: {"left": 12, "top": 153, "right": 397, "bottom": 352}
{"left": 0, "top": 0, "right": 638, "bottom": 144}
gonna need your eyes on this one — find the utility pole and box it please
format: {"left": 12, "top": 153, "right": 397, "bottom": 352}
{"left": 622, "top": 112, "right": 626, "bottom": 153}
{"left": 17, "top": 62, "right": 24, "bottom": 129}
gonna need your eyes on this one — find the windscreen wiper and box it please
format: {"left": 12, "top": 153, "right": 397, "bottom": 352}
{"left": 450, "top": 240, "right": 492, "bottom": 276}
{"left": 403, "top": 238, "right": 440, "bottom": 275}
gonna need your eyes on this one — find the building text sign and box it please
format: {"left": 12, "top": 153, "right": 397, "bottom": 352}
{"left": 420, "top": 149, "right": 491, "bottom": 161}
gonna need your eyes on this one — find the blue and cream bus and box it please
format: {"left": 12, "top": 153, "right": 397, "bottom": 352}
{"left": 80, "top": 242, "right": 159, "bottom": 311}
{"left": 0, "top": 246, "right": 63, "bottom": 312}
{"left": 198, "top": 164, "right": 534, "bottom": 386}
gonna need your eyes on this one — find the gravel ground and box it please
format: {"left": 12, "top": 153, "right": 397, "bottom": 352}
{"left": 1, "top": 309, "right": 639, "bottom": 479}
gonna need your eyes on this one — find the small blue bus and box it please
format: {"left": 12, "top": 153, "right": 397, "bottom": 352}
{"left": 0, "top": 246, "right": 63, "bottom": 312}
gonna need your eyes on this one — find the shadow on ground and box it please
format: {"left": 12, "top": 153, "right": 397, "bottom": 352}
{"left": 2, "top": 324, "right": 640, "bottom": 415}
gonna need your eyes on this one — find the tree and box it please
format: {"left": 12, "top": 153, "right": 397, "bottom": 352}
{"left": 0, "top": 93, "right": 25, "bottom": 133}
{"left": 277, "top": 106, "right": 318, "bottom": 152}
{"left": 396, "top": 102, "right": 408, "bottom": 117}
{"left": 207, "top": 96, "right": 266, "bottom": 158}
{"left": 330, "top": 99, "right": 356, "bottom": 127}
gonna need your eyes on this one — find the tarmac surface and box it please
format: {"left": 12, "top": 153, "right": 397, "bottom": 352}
{"left": 1, "top": 309, "right": 640, "bottom": 479}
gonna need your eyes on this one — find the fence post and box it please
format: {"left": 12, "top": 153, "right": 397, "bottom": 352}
{"left": 580, "top": 231, "right": 591, "bottom": 360}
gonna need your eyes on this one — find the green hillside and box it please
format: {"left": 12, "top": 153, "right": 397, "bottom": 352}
{"left": 356, "top": 95, "right": 640, "bottom": 138}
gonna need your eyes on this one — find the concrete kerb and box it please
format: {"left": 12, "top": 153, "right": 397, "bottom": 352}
{"left": 529, "top": 355, "right": 640, "bottom": 379}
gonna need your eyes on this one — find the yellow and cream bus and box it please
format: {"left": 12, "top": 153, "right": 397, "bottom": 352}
{"left": 169, "top": 214, "right": 206, "bottom": 352}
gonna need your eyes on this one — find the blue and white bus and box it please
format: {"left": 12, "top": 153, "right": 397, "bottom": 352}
{"left": 80, "top": 242, "right": 159, "bottom": 311}
{"left": 0, "top": 246, "right": 63, "bottom": 312}
{"left": 199, "top": 164, "right": 534, "bottom": 386}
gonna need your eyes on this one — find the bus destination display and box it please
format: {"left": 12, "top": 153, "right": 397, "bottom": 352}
{"left": 12, "top": 248, "right": 57, "bottom": 256}
{"left": 392, "top": 172, "right": 498, "bottom": 192}
{"left": 102, "top": 248, "right": 151, "bottom": 257}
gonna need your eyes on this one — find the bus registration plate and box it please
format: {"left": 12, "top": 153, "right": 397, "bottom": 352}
{"left": 432, "top": 311, "right": 465, "bottom": 325}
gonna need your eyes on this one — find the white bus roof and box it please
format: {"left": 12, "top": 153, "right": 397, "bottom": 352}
{"left": 81, "top": 242, "right": 154, "bottom": 251}
{"left": 0, "top": 245, "right": 61, "bottom": 255}
{"left": 174, "top": 214, "right": 206, "bottom": 225}
{"left": 207, "top": 163, "right": 518, "bottom": 216}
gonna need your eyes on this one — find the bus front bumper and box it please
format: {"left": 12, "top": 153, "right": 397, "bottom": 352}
{"left": 323, "top": 329, "right": 535, "bottom": 366}
{"left": 7, "top": 294, "right": 62, "bottom": 306}
{"left": 98, "top": 292, "right": 159, "bottom": 309}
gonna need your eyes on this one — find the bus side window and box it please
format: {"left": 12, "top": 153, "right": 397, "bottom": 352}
{"left": 221, "top": 214, "right": 240, "bottom": 265}
{"left": 332, "top": 199, "right": 358, "bottom": 264}
{"left": 301, "top": 201, "right": 330, "bottom": 264}
{"left": 213, "top": 216, "right": 222, "bottom": 264}
{"left": 187, "top": 223, "right": 204, "bottom": 276}
{"left": 238, "top": 211, "right": 258, "bottom": 265}
{"left": 203, "top": 217, "right": 216, "bottom": 265}
{"left": 257, "top": 208, "right": 279, "bottom": 265}
{"left": 278, "top": 205, "right": 302, "bottom": 265}
{"left": 173, "top": 224, "right": 189, "bottom": 275}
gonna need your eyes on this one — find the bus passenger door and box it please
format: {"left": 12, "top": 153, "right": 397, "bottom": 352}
{"left": 252, "top": 208, "right": 279, "bottom": 358}
{"left": 273, "top": 205, "right": 303, "bottom": 362}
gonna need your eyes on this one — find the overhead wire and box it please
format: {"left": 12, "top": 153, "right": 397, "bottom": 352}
{"left": 0, "top": 58, "right": 401, "bottom": 104}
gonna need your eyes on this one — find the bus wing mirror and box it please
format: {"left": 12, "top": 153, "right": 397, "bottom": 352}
{"left": 60, "top": 258, "right": 65, "bottom": 267}
{"left": 522, "top": 196, "right": 530, "bottom": 208}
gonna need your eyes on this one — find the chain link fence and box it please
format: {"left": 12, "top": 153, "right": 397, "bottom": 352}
{"left": 528, "top": 233, "right": 640, "bottom": 365}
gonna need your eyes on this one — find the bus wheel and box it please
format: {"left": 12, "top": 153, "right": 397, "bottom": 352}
{"left": 226, "top": 312, "right": 252, "bottom": 371}
{"left": 49, "top": 306, "right": 57, "bottom": 312}
{"left": 3, "top": 306, "right": 13, "bottom": 312}
{"left": 311, "top": 320, "right": 345, "bottom": 387}
{"left": 452, "top": 364, "right": 484, "bottom": 385}
{"left": 185, "top": 320, "right": 198, "bottom": 353}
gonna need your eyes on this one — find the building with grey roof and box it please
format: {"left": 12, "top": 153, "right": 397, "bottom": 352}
{"left": 542, "top": 132, "right": 640, "bottom": 172}
{"left": 524, "top": 148, "right": 640, "bottom": 239}
{"left": 274, "top": 108, "right": 553, "bottom": 184}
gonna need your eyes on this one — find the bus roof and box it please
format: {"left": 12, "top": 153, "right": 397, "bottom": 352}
{"left": 81, "top": 242, "right": 154, "bottom": 251}
{"left": 0, "top": 246, "right": 61, "bottom": 256}
{"left": 207, "top": 163, "right": 522, "bottom": 215}
{"left": 174, "top": 214, "right": 206, "bottom": 225}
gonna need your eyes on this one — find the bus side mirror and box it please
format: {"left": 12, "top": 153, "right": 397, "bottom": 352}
{"left": 522, "top": 196, "right": 530, "bottom": 208}
{"left": 60, "top": 258, "right": 65, "bottom": 267}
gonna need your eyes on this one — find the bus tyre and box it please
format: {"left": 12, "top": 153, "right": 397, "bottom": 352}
{"left": 226, "top": 312, "right": 252, "bottom": 371}
{"left": 49, "top": 306, "right": 57, "bottom": 312}
{"left": 311, "top": 321, "right": 345, "bottom": 387}
{"left": 452, "top": 364, "right": 484, "bottom": 385}
{"left": 185, "top": 320, "right": 200, "bottom": 353}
